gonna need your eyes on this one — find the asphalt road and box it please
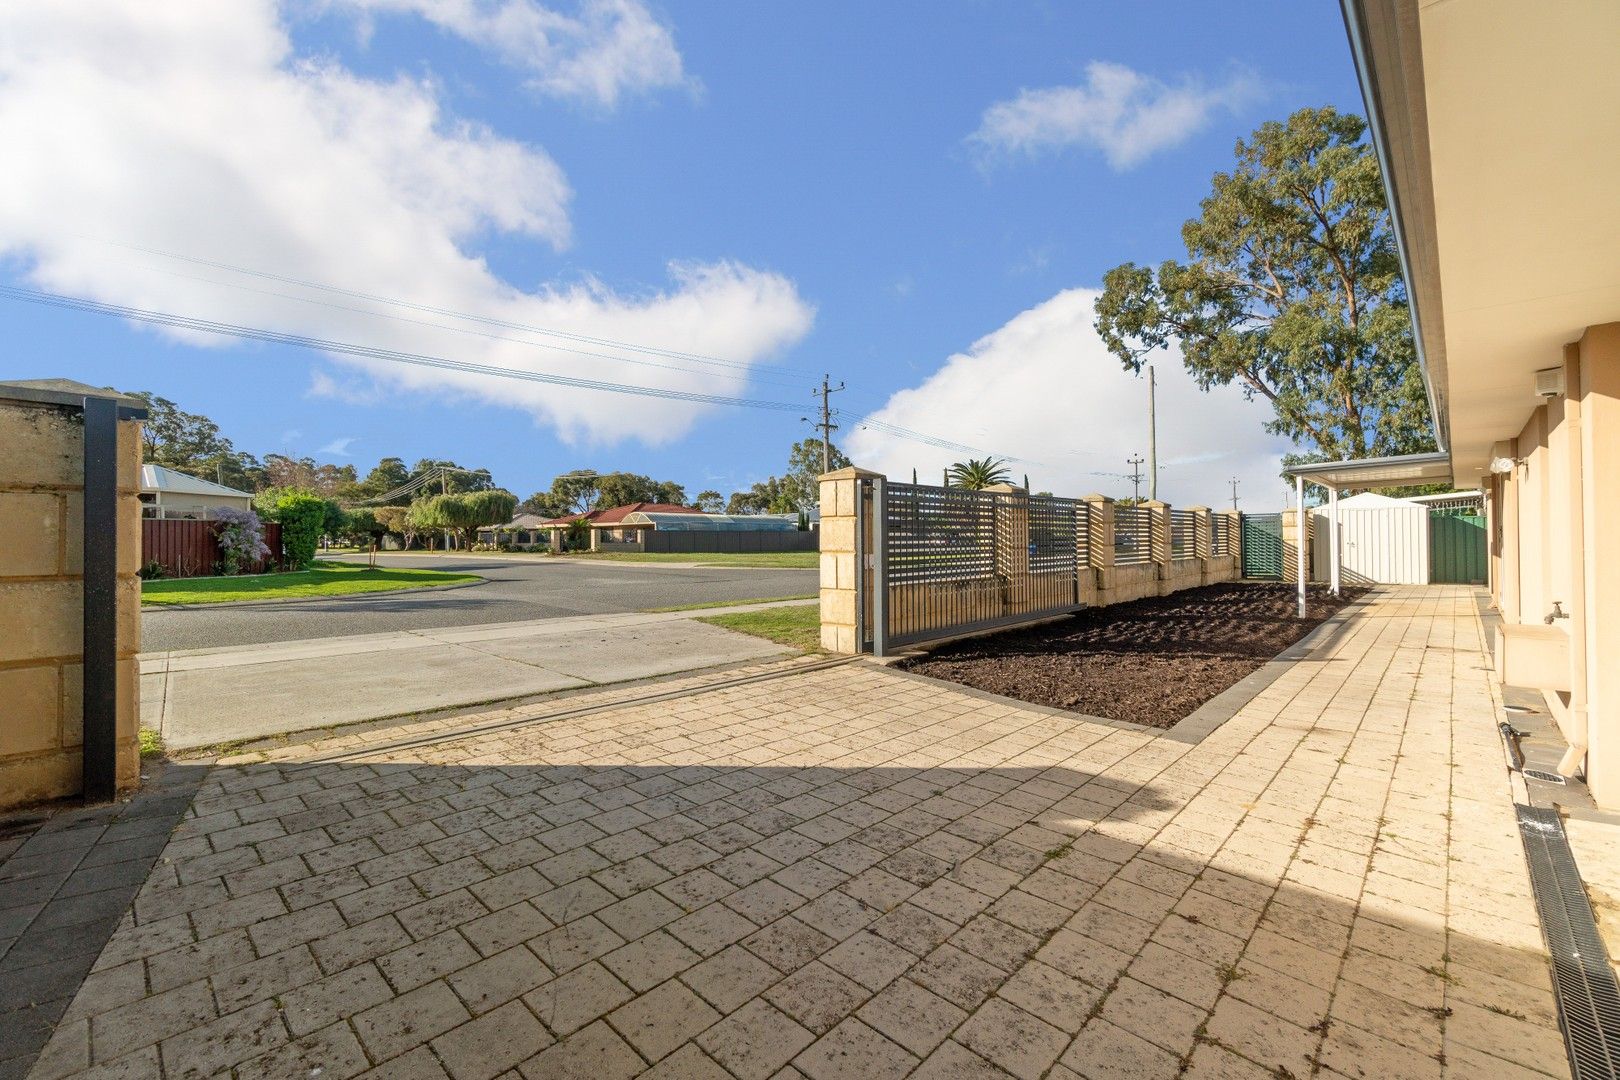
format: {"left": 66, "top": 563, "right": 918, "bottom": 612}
{"left": 141, "top": 554, "right": 818, "bottom": 651}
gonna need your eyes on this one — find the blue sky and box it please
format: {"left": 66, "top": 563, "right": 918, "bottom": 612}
{"left": 0, "top": 1, "right": 1364, "bottom": 508}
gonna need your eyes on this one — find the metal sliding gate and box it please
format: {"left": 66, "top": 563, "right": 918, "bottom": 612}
{"left": 862, "top": 479, "right": 1088, "bottom": 653}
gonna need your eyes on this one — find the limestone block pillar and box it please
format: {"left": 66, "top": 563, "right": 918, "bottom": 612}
{"left": 818, "top": 466, "right": 883, "bottom": 654}
{"left": 1188, "top": 506, "right": 1212, "bottom": 583}
{"left": 0, "top": 381, "right": 144, "bottom": 811}
{"left": 1081, "top": 494, "right": 1115, "bottom": 602}
{"left": 1142, "top": 500, "right": 1171, "bottom": 595}
{"left": 1281, "top": 507, "right": 1312, "bottom": 584}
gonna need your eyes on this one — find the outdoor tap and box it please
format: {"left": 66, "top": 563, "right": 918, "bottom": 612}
{"left": 1544, "top": 602, "right": 1569, "bottom": 625}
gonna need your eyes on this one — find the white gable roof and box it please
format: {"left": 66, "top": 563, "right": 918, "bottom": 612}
{"left": 140, "top": 464, "right": 253, "bottom": 499}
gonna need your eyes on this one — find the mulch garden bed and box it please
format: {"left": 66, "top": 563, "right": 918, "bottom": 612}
{"left": 895, "top": 582, "right": 1363, "bottom": 729}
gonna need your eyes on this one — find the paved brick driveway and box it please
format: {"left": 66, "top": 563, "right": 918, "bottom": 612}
{"left": 27, "top": 587, "right": 1568, "bottom": 1079}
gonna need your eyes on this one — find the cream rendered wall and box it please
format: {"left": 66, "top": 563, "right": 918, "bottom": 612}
{"left": 1578, "top": 326, "right": 1620, "bottom": 806}
{"left": 1489, "top": 324, "right": 1620, "bottom": 806}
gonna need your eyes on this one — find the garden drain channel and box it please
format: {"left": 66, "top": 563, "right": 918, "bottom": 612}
{"left": 1517, "top": 804, "right": 1620, "bottom": 1079}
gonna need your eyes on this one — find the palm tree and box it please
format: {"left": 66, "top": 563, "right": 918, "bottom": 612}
{"left": 948, "top": 457, "right": 1012, "bottom": 490}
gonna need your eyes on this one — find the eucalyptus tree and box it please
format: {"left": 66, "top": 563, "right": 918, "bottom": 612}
{"left": 1094, "top": 106, "right": 1432, "bottom": 463}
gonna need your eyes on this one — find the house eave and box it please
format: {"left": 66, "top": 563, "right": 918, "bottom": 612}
{"left": 1339, "top": 0, "right": 1450, "bottom": 456}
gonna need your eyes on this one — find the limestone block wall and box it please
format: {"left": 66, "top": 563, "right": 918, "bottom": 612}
{"left": 1281, "top": 508, "right": 1312, "bottom": 585}
{"left": 1162, "top": 557, "right": 1205, "bottom": 594}
{"left": 0, "top": 396, "right": 142, "bottom": 810}
{"left": 1107, "top": 562, "right": 1162, "bottom": 606}
{"left": 818, "top": 467, "right": 876, "bottom": 653}
{"left": 818, "top": 475, "right": 1260, "bottom": 655}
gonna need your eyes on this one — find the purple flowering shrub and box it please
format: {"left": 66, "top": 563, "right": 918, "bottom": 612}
{"left": 214, "top": 507, "right": 271, "bottom": 575}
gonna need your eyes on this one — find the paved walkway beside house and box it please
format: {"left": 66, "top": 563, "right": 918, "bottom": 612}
{"left": 141, "top": 601, "right": 815, "bottom": 751}
{"left": 29, "top": 586, "right": 1572, "bottom": 1079}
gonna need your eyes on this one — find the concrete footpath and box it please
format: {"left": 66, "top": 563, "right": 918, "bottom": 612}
{"left": 140, "top": 600, "right": 813, "bottom": 750}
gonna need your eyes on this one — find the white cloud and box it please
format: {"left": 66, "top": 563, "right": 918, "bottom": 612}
{"left": 318, "top": 436, "right": 358, "bottom": 455}
{"left": 0, "top": 1, "right": 812, "bottom": 446}
{"left": 332, "top": 0, "right": 690, "bottom": 107}
{"left": 971, "top": 61, "right": 1261, "bottom": 169}
{"left": 845, "top": 288, "right": 1296, "bottom": 510}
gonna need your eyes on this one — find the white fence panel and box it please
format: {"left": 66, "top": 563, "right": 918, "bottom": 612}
{"left": 1312, "top": 503, "right": 1430, "bottom": 585}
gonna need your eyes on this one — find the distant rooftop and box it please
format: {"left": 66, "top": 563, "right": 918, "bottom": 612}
{"left": 539, "top": 502, "right": 703, "bottom": 527}
{"left": 140, "top": 464, "right": 253, "bottom": 499}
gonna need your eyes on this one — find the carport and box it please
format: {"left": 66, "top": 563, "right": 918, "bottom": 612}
{"left": 1283, "top": 451, "right": 1454, "bottom": 613}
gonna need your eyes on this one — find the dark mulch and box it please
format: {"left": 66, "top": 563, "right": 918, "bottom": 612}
{"left": 895, "top": 582, "right": 1363, "bottom": 729}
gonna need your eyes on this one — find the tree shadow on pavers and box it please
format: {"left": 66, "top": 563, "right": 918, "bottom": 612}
{"left": 19, "top": 757, "right": 1563, "bottom": 1080}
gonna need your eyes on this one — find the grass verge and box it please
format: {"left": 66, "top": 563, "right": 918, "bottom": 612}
{"left": 139, "top": 728, "right": 164, "bottom": 758}
{"left": 698, "top": 604, "right": 822, "bottom": 653}
{"left": 645, "top": 595, "right": 815, "bottom": 613}
{"left": 141, "top": 562, "right": 480, "bottom": 606}
{"left": 562, "top": 551, "right": 818, "bottom": 569}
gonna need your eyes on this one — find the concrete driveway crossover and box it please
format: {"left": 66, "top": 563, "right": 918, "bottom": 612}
{"left": 23, "top": 587, "right": 1577, "bottom": 1080}
{"left": 141, "top": 603, "right": 811, "bottom": 749}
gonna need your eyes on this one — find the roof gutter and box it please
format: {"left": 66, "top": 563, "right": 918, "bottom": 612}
{"left": 1338, "top": 0, "right": 1449, "bottom": 455}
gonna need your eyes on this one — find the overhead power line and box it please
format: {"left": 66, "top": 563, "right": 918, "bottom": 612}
{"left": 103, "top": 240, "right": 784, "bottom": 377}
{"left": 137, "top": 264, "right": 815, "bottom": 393}
{"left": 0, "top": 285, "right": 807, "bottom": 412}
{"left": 837, "top": 411, "right": 1042, "bottom": 466}
{"left": 350, "top": 465, "right": 489, "bottom": 506}
{"left": 0, "top": 284, "right": 1029, "bottom": 465}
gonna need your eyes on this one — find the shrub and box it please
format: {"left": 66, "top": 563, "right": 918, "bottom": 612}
{"left": 213, "top": 507, "right": 271, "bottom": 576}
{"left": 259, "top": 489, "right": 326, "bottom": 569}
{"left": 565, "top": 518, "right": 591, "bottom": 551}
{"left": 138, "top": 559, "right": 167, "bottom": 581}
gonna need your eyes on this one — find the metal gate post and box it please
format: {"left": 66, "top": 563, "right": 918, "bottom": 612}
{"left": 82, "top": 394, "right": 119, "bottom": 802}
{"left": 872, "top": 476, "right": 887, "bottom": 658}
{"left": 853, "top": 477, "right": 865, "bottom": 651}
{"left": 1295, "top": 475, "right": 1307, "bottom": 617}
{"left": 1328, "top": 485, "right": 1341, "bottom": 596}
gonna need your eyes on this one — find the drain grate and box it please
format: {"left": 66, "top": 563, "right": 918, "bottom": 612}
{"left": 1517, "top": 805, "right": 1620, "bottom": 1079}
{"left": 1525, "top": 769, "right": 1569, "bottom": 786}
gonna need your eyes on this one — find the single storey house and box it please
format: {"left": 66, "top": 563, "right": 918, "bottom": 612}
{"left": 138, "top": 465, "right": 254, "bottom": 520}
{"left": 536, "top": 502, "right": 703, "bottom": 548}
{"left": 527, "top": 502, "right": 810, "bottom": 552}
{"left": 475, "top": 512, "right": 550, "bottom": 547}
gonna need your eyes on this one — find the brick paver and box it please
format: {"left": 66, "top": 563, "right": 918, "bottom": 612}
{"left": 25, "top": 587, "right": 1570, "bottom": 1078}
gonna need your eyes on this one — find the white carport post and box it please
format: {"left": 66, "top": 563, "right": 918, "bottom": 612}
{"left": 1295, "top": 473, "right": 1307, "bottom": 617}
{"left": 1328, "top": 484, "right": 1341, "bottom": 597}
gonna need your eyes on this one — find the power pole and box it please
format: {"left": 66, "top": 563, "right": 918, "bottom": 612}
{"left": 815, "top": 375, "right": 845, "bottom": 473}
{"left": 1229, "top": 477, "right": 1240, "bottom": 510}
{"left": 1126, "top": 454, "right": 1145, "bottom": 504}
{"left": 1147, "top": 364, "right": 1158, "bottom": 501}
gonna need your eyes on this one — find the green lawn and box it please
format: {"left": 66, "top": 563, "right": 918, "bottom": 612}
{"left": 698, "top": 603, "right": 822, "bottom": 652}
{"left": 140, "top": 562, "right": 481, "bottom": 606}
{"left": 564, "top": 551, "right": 818, "bottom": 569}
